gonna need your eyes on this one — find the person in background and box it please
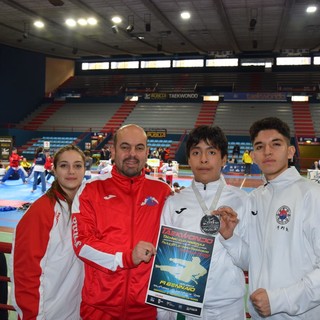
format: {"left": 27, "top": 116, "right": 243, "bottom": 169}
{"left": 160, "top": 159, "right": 177, "bottom": 186}
{"left": 83, "top": 150, "right": 93, "bottom": 180}
{"left": 71, "top": 124, "right": 172, "bottom": 320}
{"left": 220, "top": 117, "right": 320, "bottom": 319}
{"left": 242, "top": 149, "right": 253, "bottom": 175}
{"left": 11, "top": 145, "right": 86, "bottom": 320}
{"left": 0, "top": 147, "right": 26, "bottom": 184}
{"left": 311, "top": 160, "right": 320, "bottom": 170}
{"left": 158, "top": 125, "right": 248, "bottom": 320}
{"left": 44, "top": 150, "right": 54, "bottom": 181}
{"left": 31, "top": 147, "right": 46, "bottom": 193}
{"left": 20, "top": 157, "right": 32, "bottom": 174}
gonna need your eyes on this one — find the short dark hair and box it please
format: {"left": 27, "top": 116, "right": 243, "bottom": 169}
{"left": 186, "top": 125, "right": 228, "bottom": 159}
{"left": 249, "top": 117, "right": 291, "bottom": 143}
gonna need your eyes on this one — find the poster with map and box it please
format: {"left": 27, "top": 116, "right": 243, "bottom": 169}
{"left": 146, "top": 225, "right": 215, "bottom": 317}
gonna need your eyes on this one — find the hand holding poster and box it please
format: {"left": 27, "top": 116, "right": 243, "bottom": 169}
{"left": 146, "top": 225, "right": 215, "bottom": 317}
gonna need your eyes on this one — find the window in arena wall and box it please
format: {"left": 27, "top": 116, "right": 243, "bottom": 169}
{"left": 314, "top": 57, "right": 320, "bottom": 65}
{"left": 140, "top": 60, "right": 171, "bottom": 68}
{"left": 82, "top": 62, "right": 109, "bottom": 70}
{"left": 206, "top": 58, "right": 238, "bottom": 67}
{"left": 172, "top": 59, "right": 204, "bottom": 68}
{"left": 276, "top": 57, "right": 311, "bottom": 66}
{"left": 111, "top": 61, "right": 139, "bottom": 69}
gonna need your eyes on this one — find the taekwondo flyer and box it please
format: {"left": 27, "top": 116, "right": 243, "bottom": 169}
{"left": 146, "top": 225, "right": 215, "bottom": 317}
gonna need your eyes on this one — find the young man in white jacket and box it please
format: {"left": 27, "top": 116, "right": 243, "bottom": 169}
{"left": 221, "top": 117, "right": 320, "bottom": 319}
{"left": 158, "top": 125, "right": 249, "bottom": 320}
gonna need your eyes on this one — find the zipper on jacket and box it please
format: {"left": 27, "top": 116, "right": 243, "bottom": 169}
{"left": 123, "top": 178, "right": 135, "bottom": 319}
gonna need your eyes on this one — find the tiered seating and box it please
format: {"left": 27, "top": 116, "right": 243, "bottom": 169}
{"left": 214, "top": 102, "right": 294, "bottom": 135}
{"left": 308, "top": 103, "right": 320, "bottom": 137}
{"left": 147, "top": 139, "right": 173, "bottom": 150}
{"left": 123, "top": 103, "right": 202, "bottom": 133}
{"left": 22, "top": 136, "right": 78, "bottom": 156}
{"left": 36, "top": 103, "right": 121, "bottom": 132}
{"left": 228, "top": 141, "right": 252, "bottom": 162}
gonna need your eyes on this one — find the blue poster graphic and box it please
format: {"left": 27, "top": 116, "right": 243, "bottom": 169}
{"left": 146, "top": 225, "right": 215, "bottom": 317}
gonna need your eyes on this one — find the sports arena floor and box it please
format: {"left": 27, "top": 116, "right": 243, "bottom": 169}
{"left": 0, "top": 169, "right": 264, "bottom": 320}
{"left": 0, "top": 169, "right": 264, "bottom": 233}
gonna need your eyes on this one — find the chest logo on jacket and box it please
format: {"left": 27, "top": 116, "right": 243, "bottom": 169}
{"left": 276, "top": 205, "right": 291, "bottom": 225}
{"left": 141, "top": 196, "right": 159, "bottom": 206}
{"left": 175, "top": 208, "right": 187, "bottom": 214}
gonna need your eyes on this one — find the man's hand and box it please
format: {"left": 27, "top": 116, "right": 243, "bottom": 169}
{"left": 250, "top": 288, "right": 271, "bottom": 317}
{"left": 212, "top": 206, "right": 239, "bottom": 240}
{"left": 132, "top": 241, "right": 156, "bottom": 266}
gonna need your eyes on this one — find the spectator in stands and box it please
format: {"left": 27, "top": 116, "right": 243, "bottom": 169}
{"left": 31, "top": 147, "right": 46, "bottom": 193}
{"left": 71, "top": 124, "right": 172, "bottom": 320}
{"left": 311, "top": 160, "right": 320, "bottom": 170}
{"left": 232, "top": 144, "right": 240, "bottom": 158}
{"left": 158, "top": 125, "right": 248, "bottom": 320}
{"left": 242, "top": 149, "right": 253, "bottom": 175}
{"left": 11, "top": 145, "right": 86, "bottom": 320}
{"left": 220, "top": 117, "right": 320, "bottom": 319}
{"left": 84, "top": 150, "right": 93, "bottom": 180}
{"left": 0, "top": 147, "right": 26, "bottom": 184}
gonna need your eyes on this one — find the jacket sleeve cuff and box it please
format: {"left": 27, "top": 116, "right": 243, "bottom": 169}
{"left": 122, "top": 249, "right": 137, "bottom": 269}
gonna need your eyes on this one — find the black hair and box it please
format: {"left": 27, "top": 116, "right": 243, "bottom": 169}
{"left": 249, "top": 117, "right": 291, "bottom": 143}
{"left": 186, "top": 125, "right": 228, "bottom": 159}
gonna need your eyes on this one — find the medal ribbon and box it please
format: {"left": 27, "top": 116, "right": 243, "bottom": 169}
{"left": 191, "top": 177, "right": 226, "bottom": 216}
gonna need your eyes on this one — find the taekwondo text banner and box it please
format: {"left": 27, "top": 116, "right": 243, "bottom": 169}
{"left": 146, "top": 225, "right": 215, "bottom": 317}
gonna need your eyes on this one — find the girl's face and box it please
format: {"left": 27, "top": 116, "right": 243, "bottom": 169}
{"left": 53, "top": 150, "right": 85, "bottom": 198}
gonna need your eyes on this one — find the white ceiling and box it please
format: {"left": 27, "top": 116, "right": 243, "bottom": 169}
{"left": 0, "top": 0, "right": 319, "bottom": 60}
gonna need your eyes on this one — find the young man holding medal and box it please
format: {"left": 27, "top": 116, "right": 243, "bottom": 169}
{"left": 158, "top": 125, "right": 249, "bottom": 320}
{"left": 220, "top": 117, "right": 320, "bottom": 319}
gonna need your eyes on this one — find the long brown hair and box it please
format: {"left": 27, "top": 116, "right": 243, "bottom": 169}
{"left": 46, "top": 145, "right": 85, "bottom": 212}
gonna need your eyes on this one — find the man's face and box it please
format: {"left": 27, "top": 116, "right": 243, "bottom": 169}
{"left": 112, "top": 126, "right": 148, "bottom": 177}
{"left": 252, "top": 129, "right": 295, "bottom": 180}
{"left": 188, "top": 140, "right": 226, "bottom": 184}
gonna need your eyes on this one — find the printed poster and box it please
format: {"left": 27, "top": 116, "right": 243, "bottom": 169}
{"left": 146, "top": 225, "right": 215, "bottom": 317}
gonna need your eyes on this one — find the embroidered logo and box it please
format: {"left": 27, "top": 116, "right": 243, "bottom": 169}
{"left": 104, "top": 195, "right": 116, "bottom": 200}
{"left": 141, "top": 196, "right": 159, "bottom": 206}
{"left": 175, "top": 208, "right": 187, "bottom": 214}
{"left": 276, "top": 205, "right": 291, "bottom": 225}
{"left": 251, "top": 210, "right": 258, "bottom": 216}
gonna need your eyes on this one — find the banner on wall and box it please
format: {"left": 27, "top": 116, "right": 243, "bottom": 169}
{"left": 223, "top": 92, "right": 287, "bottom": 101}
{"left": 0, "top": 137, "right": 13, "bottom": 161}
{"left": 146, "top": 129, "right": 167, "bottom": 138}
{"left": 143, "top": 92, "right": 201, "bottom": 101}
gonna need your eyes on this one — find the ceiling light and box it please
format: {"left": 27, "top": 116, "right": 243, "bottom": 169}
{"left": 306, "top": 5, "right": 317, "bottom": 13}
{"left": 111, "top": 16, "right": 122, "bottom": 24}
{"left": 126, "top": 25, "right": 134, "bottom": 33}
{"left": 77, "top": 18, "right": 87, "bottom": 26}
{"left": 34, "top": 21, "right": 44, "bottom": 28}
{"left": 181, "top": 11, "right": 191, "bottom": 20}
{"left": 65, "top": 19, "right": 76, "bottom": 27}
{"left": 111, "top": 25, "right": 119, "bottom": 34}
{"left": 87, "top": 17, "right": 97, "bottom": 25}
{"left": 126, "top": 15, "right": 135, "bottom": 33}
